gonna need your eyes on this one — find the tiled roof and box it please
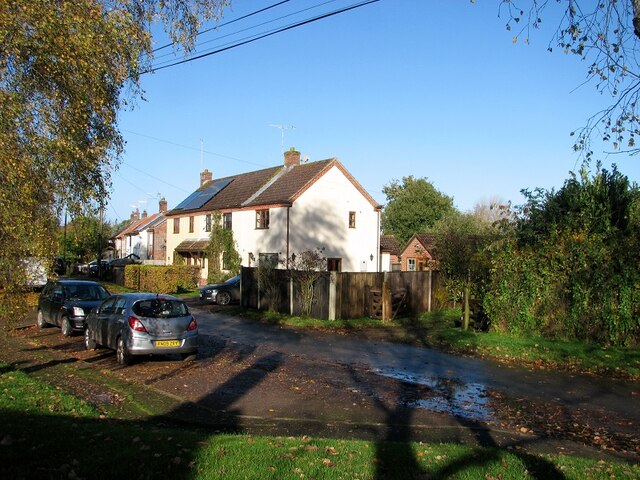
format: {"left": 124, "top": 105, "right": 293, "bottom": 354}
{"left": 117, "top": 212, "right": 161, "bottom": 237}
{"left": 131, "top": 212, "right": 162, "bottom": 234}
{"left": 415, "top": 233, "right": 437, "bottom": 248}
{"left": 175, "top": 239, "right": 209, "bottom": 252}
{"left": 166, "top": 158, "right": 380, "bottom": 216}
{"left": 145, "top": 214, "right": 166, "bottom": 229}
{"left": 380, "top": 235, "right": 401, "bottom": 255}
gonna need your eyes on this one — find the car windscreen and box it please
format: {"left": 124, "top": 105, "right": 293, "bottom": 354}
{"left": 65, "top": 284, "right": 110, "bottom": 301}
{"left": 132, "top": 299, "right": 189, "bottom": 318}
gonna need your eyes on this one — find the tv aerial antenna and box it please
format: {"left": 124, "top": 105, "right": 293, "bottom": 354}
{"left": 269, "top": 124, "right": 295, "bottom": 153}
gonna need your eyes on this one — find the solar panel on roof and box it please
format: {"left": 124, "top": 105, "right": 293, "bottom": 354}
{"left": 173, "top": 179, "right": 232, "bottom": 210}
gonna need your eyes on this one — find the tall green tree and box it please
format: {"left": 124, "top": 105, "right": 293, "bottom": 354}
{"left": 432, "top": 212, "right": 498, "bottom": 330}
{"left": 58, "top": 215, "right": 122, "bottom": 265}
{"left": 381, "top": 176, "right": 456, "bottom": 244}
{"left": 0, "top": 0, "right": 228, "bottom": 325}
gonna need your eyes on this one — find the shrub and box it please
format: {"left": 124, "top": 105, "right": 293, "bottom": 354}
{"left": 124, "top": 265, "right": 200, "bottom": 293}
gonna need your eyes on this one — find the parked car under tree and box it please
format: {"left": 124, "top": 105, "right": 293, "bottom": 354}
{"left": 37, "top": 280, "right": 110, "bottom": 336}
{"left": 84, "top": 293, "right": 198, "bottom": 365}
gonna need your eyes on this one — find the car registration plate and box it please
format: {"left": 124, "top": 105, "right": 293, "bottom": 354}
{"left": 156, "top": 340, "right": 181, "bottom": 347}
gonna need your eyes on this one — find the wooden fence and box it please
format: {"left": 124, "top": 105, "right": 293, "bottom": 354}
{"left": 240, "top": 267, "right": 442, "bottom": 320}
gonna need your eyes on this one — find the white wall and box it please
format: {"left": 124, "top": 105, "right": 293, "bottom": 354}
{"left": 289, "top": 166, "right": 379, "bottom": 272}
{"left": 165, "top": 164, "right": 380, "bottom": 280}
{"left": 233, "top": 207, "right": 288, "bottom": 267}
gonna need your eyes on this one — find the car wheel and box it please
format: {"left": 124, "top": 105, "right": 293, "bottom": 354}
{"left": 84, "top": 326, "right": 97, "bottom": 350}
{"left": 61, "top": 316, "right": 73, "bottom": 337}
{"left": 181, "top": 352, "right": 197, "bottom": 361}
{"left": 216, "top": 291, "right": 231, "bottom": 306}
{"left": 116, "top": 336, "right": 132, "bottom": 366}
{"left": 36, "top": 310, "right": 48, "bottom": 328}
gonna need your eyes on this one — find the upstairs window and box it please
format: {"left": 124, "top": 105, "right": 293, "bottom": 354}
{"left": 223, "top": 212, "right": 232, "bottom": 230}
{"left": 173, "top": 218, "right": 180, "bottom": 234}
{"left": 349, "top": 211, "right": 356, "bottom": 228}
{"left": 408, "top": 258, "right": 416, "bottom": 272}
{"left": 205, "top": 214, "right": 212, "bottom": 232}
{"left": 189, "top": 216, "right": 194, "bottom": 233}
{"left": 256, "top": 209, "right": 270, "bottom": 229}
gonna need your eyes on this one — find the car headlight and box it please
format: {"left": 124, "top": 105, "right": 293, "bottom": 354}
{"left": 71, "top": 306, "right": 85, "bottom": 316}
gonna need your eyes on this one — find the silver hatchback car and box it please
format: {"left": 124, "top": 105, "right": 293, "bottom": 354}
{"left": 84, "top": 293, "right": 198, "bottom": 365}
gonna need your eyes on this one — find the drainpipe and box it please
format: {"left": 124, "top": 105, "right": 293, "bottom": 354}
{"left": 376, "top": 209, "right": 381, "bottom": 272}
{"left": 286, "top": 206, "right": 291, "bottom": 269}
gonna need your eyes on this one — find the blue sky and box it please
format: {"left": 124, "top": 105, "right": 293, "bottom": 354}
{"left": 111, "top": 0, "right": 640, "bottom": 223}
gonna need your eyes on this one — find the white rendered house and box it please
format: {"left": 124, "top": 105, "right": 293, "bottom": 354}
{"left": 165, "top": 149, "right": 382, "bottom": 284}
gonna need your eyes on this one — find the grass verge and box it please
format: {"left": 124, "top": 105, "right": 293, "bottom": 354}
{"left": 1, "top": 362, "right": 637, "bottom": 480}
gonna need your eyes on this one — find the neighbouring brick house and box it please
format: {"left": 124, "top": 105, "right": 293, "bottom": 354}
{"left": 112, "top": 198, "right": 168, "bottom": 261}
{"left": 399, "top": 233, "right": 437, "bottom": 271}
{"left": 165, "top": 148, "right": 382, "bottom": 284}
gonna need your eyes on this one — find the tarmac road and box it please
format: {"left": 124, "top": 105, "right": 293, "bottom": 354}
{"left": 192, "top": 304, "right": 640, "bottom": 424}
{"left": 8, "top": 303, "right": 639, "bottom": 460}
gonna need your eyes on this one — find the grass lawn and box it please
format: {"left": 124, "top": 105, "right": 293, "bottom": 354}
{"left": 1, "top": 362, "right": 637, "bottom": 480}
{"left": 243, "top": 309, "right": 640, "bottom": 381}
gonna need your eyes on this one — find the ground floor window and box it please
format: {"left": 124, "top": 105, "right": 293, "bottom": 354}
{"left": 327, "top": 258, "right": 342, "bottom": 272}
{"left": 408, "top": 258, "right": 416, "bottom": 271}
{"left": 259, "top": 252, "right": 279, "bottom": 268}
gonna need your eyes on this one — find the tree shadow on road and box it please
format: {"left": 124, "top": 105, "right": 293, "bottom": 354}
{"left": 163, "top": 351, "right": 284, "bottom": 432}
{"left": 346, "top": 366, "right": 568, "bottom": 480}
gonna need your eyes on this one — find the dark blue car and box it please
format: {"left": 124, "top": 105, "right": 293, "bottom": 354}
{"left": 199, "top": 275, "right": 241, "bottom": 305}
{"left": 37, "top": 280, "right": 110, "bottom": 336}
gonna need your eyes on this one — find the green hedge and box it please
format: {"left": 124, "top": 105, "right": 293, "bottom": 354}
{"left": 124, "top": 265, "right": 201, "bottom": 293}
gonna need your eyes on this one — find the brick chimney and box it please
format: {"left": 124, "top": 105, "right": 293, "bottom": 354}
{"left": 130, "top": 208, "right": 140, "bottom": 222}
{"left": 200, "top": 169, "right": 213, "bottom": 186}
{"left": 141, "top": 210, "right": 148, "bottom": 219}
{"left": 283, "top": 147, "right": 301, "bottom": 167}
{"left": 159, "top": 197, "right": 167, "bottom": 213}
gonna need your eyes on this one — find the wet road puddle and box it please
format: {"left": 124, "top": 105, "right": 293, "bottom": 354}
{"left": 373, "top": 368, "right": 494, "bottom": 422}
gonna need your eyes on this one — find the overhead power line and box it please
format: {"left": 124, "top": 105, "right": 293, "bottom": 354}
{"left": 122, "top": 129, "right": 269, "bottom": 168}
{"left": 152, "top": 0, "right": 342, "bottom": 64}
{"left": 153, "top": 0, "right": 291, "bottom": 53}
{"left": 145, "top": 0, "right": 380, "bottom": 74}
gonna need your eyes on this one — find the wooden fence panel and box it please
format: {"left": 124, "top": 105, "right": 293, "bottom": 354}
{"left": 386, "top": 271, "right": 431, "bottom": 313}
{"left": 337, "top": 272, "right": 383, "bottom": 319}
{"left": 240, "top": 268, "right": 440, "bottom": 319}
{"left": 297, "top": 272, "right": 329, "bottom": 319}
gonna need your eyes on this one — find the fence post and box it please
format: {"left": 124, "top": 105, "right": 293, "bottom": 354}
{"left": 382, "top": 279, "right": 391, "bottom": 322}
{"left": 328, "top": 271, "right": 337, "bottom": 320}
{"left": 428, "top": 270, "right": 432, "bottom": 312}
{"left": 289, "top": 275, "right": 294, "bottom": 316}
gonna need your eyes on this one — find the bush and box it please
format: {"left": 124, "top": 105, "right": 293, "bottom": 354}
{"left": 124, "top": 265, "right": 200, "bottom": 293}
{"left": 484, "top": 166, "right": 640, "bottom": 347}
